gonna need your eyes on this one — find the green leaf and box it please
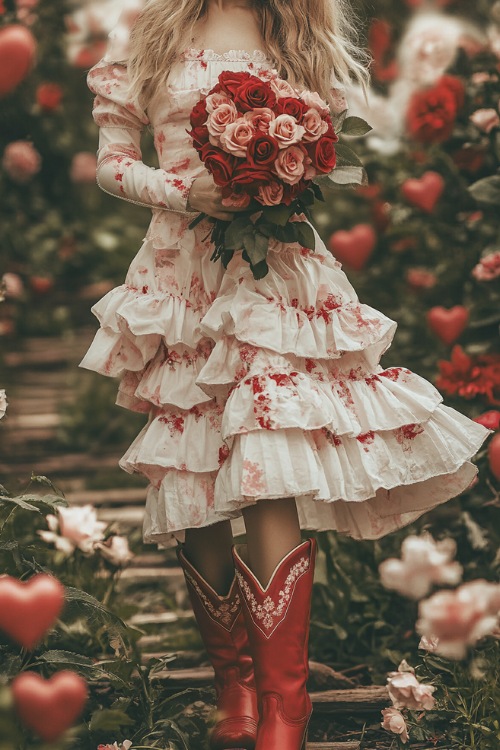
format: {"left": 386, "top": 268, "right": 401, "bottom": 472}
{"left": 335, "top": 143, "right": 364, "bottom": 168}
{"left": 331, "top": 108, "right": 348, "bottom": 134}
{"left": 39, "top": 649, "right": 94, "bottom": 667}
{"left": 341, "top": 116, "right": 373, "bottom": 136}
{"left": 299, "top": 189, "right": 315, "bottom": 207}
{"left": 242, "top": 232, "right": 268, "bottom": 267}
{"left": 327, "top": 166, "right": 368, "bottom": 187}
{"left": 89, "top": 708, "right": 135, "bottom": 732}
{"left": 294, "top": 222, "right": 316, "bottom": 249}
{"left": 310, "top": 181, "right": 325, "bottom": 201}
{"left": 469, "top": 175, "right": 500, "bottom": 206}
{"left": 0, "top": 495, "right": 41, "bottom": 513}
{"left": 251, "top": 259, "right": 269, "bottom": 280}
{"left": 262, "top": 203, "right": 295, "bottom": 226}
{"left": 63, "top": 585, "right": 129, "bottom": 632}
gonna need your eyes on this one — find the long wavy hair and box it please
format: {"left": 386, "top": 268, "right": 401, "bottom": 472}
{"left": 126, "top": 0, "right": 370, "bottom": 111}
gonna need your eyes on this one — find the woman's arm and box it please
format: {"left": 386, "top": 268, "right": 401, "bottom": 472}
{"left": 87, "top": 59, "right": 196, "bottom": 214}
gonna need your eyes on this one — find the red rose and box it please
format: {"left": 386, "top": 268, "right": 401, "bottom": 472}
{"left": 288, "top": 177, "right": 309, "bottom": 201}
{"left": 324, "top": 118, "right": 337, "bottom": 139}
{"left": 200, "top": 144, "right": 238, "bottom": 187}
{"left": 305, "top": 136, "right": 337, "bottom": 173}
{"left": 190, "top": 99, "right": 208, "bottom": 128}
{"left": 218, "top": 70, "right": 252, "bottom": 97}
{"left": 406, "top": 76, "right": 465, "bottom": 145}
{"left": 36, "top": 83, "right": 63, "bottom": 111}
{"left": 234, "top": 77, "right": 277, "bottom": 113}
{"left": 187, "top": 126, "right": 210, "bottom": 151}
{"left": 247, "top": 134, "right": 280, "bottom": 168}
{"left": 231, "top": 162, "right": 275, "bottom": 196}
{"left": 275, "top": 97, "right": 308, "bottom": 121}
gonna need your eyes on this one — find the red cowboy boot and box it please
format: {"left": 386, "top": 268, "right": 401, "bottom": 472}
{"left": 232, "top": 538, "right": 317, "bottom": 750}
{"left": 177, "top": 547, "right": 259, "bottom": 750}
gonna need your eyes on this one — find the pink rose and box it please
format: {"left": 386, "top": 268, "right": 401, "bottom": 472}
{"left": 255, "top": 180, "right": 284, "bottom": 206}
{"left": 207, "top": 102, "right": 239, "bottom": 144}
{"left": 94, "top": 535, "right": 134, "bottom": 566}
{"left": 243, "top": 107, "right": 275, "bottom": 133}
{"left": 70, "top": 152, "right": 97, "bottom": 183}
{"left": 2, "top": 140, "right": 41, "bottom": 183}
{"left": 274, "top": 145, "right": 306, "bottom": 185}
{"left": 268, "top": 113, "right": 306, "bottom": 149}
{"left": 219, "top": 117, "right": 255, "bottom": 157}
{"left": 269, "top": 77, "right": 297, "bottom": 99}
{"left": 2, "top": 272, "right": 24, "bottom": 299}
{"left": 416, "top": 579, "right": 500, "bottom": 659}
{"left": 299, "top": 89, "right": 329, "bottom": 116}
{"left": 381, "top": 707, "right": 409, "bottom": 744}
{"left": 302, "top": 107, "right": 329, "bottom": 142}
{"left": 386, "top": 660, "right": 436, "bottom": 710}
{"left": 406, "top": 267, "right": 437, "bottom": 289}
{"left": 470, "top": 108, "right": 500, "bottom": 133}
{"left": 205, "top": 91, "right": 232, "bottom": 113}
{"left": 37, "top": 504, "right": 107, "bottom": 554}
{"left": 472, "top": 251, "right": 500, "bottom": 281}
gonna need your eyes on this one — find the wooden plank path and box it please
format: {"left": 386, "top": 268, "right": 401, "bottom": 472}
{"left": 0, "top": 327, "right": 391, "bottom": 748}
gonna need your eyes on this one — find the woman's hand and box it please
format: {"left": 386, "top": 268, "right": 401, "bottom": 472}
{"left": 187, "top": 174, "right": 241, "bottom": 221}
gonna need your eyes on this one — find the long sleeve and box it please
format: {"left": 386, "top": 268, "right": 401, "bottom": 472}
{"left": 87, "top": 56, "right": 196, "bottom": 214}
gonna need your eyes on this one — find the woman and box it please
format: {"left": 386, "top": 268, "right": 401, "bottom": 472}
{"left": 80, "top": 1, "right": 491, "bottom": 748}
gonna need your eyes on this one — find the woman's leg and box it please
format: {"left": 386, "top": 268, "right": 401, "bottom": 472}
{"left": 242, "top": 497, "right": 301, "bottom": 586}
{"left": 183, "top": 519, "right": 236, "bottom": 595}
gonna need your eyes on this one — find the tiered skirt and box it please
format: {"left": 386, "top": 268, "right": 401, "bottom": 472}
{"left": 79, "top": 212, "right": 492, "bottom": 548}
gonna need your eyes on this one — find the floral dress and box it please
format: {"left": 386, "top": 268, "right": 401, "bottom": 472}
{"left": 79, "top": 19, "right": 492, "bottom": 549}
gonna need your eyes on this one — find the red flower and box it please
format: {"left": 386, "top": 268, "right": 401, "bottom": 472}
{"left": 247, "top": 134, "right": 280, "bottom": 168}
{"left": 436, "top": 345, "right": 500, "bottom": 406}
{"left": 199, "top": 144, "right": 238, "bottom": 187}
{"left": 218, "top": 70, "right": 252, "bottom": 97}
{"left": 190, "top": 99, "right": 208, "bottom": 128}
{"left": 406, "top": 76, "right": 465, "bottom": 145}
{"left": 473, "top": 411, "right": 500, "bottom": 430}
{"left": 187, "top": 125, "right": 210, "bottom": 151}
{"left": 234, "top": 77, "right": 277, "bottom": 113}
{"left": 231, "top": 162, "right": 275, "bottom": 195}
{"left": 36, "top": 82, "right": 63, "bottom": 111}
{"left": 305, "top": 135, "right": 338, "bottom": 173}
{"left": 275, "top": 97, "right": 308, "bottom": 121}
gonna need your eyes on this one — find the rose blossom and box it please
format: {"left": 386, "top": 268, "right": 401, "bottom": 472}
{"left": 471, "top": 250, "right": 500, "bottom": 281}
{"left": 37, "top": 504, "right": 107, "bottom": 554}
{"left": 36, "top": 82, "right": 63, "bottom": 111}
{"left": 381, "top": 707, "right": 409, "bottom": 744}
{"left": 268, "top": 114, "right": 306, "bottom": 149}
{"left": 97, "top": 742, "right": 132, "bottom": 750}
{"left": 2, "top": 141, "right": 41, "bottom": 183}
{"left": 387, "top": 659, "right": 436, "bottom": 710}
{"left": 207, "top": 102, "right": 239, "bottom": 144}
{"left": 301, "top": 108, "right": 329, "bottom": 142}
{"left": 406, "top": 267, "right": 437, "bottom": 289}
{"left": 256, "top": 180, "right": 284, "bottom": 206}
{"left": 70, "top": 152, "right": 97, "bottom": 183}
{"left": 94, "top": 535, "right": 134, "bottom": 566}
{"left": 0, "top": 389, "right": 7, "bottom": 419}
{"left": 378, "top": 531, "right": 463, "bottom": 600}
{"left": 274, "top": 145, "right": 306, "bottom": 185}
{"left": 269, "top": 77, "right": 297, "bottom": 99}
{"left": 299, "top": 88, "right": 330, "bottom": 116}
{"left": 470, "top": 108, "right": 500, "bottom": 133}
{"left": 219, "top": 117, "right": 255, "bottom": 157}
{"left": 2, "top": 272, "right": 24, "bottom": 298}
{"left": 243, "top": 107, "right": 275, "bottom": 133}
{"left": 205, "top": 91, "right": 232, "bottom": 114}
{"left": 416, "top": 579, "right": 500, "bottom": 659}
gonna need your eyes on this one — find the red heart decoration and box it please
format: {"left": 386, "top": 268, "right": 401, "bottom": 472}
{"left": 0, "top": 573, "right": 65, "bottom": 649}
{"left": 329, "top": 223, "right": 377, "bottom": 271}
{"left": 488, "top": 432, "right": 500, "bottom": 481}
{"left": 401, "top": 171, "right": 445, "bottom": 213}
{"left": 426, "top": 305, "right": 469, "bottom": 345}
{"left": 0, "top": 25, "right": 37, "bottom": 98}
{"left": 11, "top": 670, "right": 88, "bottom": 741}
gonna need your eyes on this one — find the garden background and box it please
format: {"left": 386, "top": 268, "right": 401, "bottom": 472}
{"left": 0, "top": 0, "right": 499, "bottom": 748}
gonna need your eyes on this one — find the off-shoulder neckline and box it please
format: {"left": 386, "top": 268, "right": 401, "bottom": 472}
{"left": 181, "top": 47, "right": 272, "bottom": 63}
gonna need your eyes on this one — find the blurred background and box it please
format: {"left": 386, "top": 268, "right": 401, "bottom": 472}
{"left": 0, "top": 0, "right": 499, "bottom": 748}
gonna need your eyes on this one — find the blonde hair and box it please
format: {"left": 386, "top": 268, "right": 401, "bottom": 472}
{"left": 126, "top": 0, "right": 370, "bottom": 112}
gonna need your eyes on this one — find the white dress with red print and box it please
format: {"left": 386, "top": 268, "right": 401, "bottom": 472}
{"left": 79, "top": 31, "right": 491, "bottom": 549}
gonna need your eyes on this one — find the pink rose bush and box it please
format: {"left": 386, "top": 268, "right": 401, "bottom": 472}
{"left": 381, "top": 707, "right": 410, "bottom": 744}
{"left": 386, "top": 659, "right": 436, "bottom": 710}
{"left": 378, "top": 531, "right": 463, "bottom": 599}
{"left": 471, "top": 250, "right": 500, "bottom": 281}
{"left": 37, "top": 504, "right": 107, "bottom": 554}
{"left": 2, "top": 141, "right": 42, "bottom": 183}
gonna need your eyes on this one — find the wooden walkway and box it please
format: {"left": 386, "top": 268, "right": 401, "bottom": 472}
{"left": 0, "top": 327, "right": 395, "bottom": 748}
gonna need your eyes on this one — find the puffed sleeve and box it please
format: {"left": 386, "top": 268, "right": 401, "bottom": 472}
{"left": 87, "top": 13, "right": 196, "bottom": 214}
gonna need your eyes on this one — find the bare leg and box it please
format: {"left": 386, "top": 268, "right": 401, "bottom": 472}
{"left": 242, "top": 497, "right": 301, "bottom": 587}
{"left": 183, "top": 520, "right": 235, "bottom": 595}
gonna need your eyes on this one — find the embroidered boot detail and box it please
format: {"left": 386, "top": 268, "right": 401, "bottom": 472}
{"left": 184, "top": 569, "right": 241, "bottom": 630}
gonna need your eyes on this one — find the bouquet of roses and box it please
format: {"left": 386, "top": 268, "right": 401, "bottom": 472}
{"left": 187, "top": 69, "right": 370, "bottom": 279}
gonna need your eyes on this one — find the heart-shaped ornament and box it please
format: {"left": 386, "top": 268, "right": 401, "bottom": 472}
{"left": 329, "top": 223, "right": 377, "bottom": 271}
{"left": 0, "top": 573, "right": 65, "bottom": 649}
{"left": 426, "top": 305, "right": 469, "bottom": 345}
{"left": 401, "top": 171, "right": 445, "bottom": 213}
{"left": 11, "top": 670, "right": 88, "bottom": 741}
{"left": 488, "top": 432, "right": 500, "bottom": 481}
{"left": 0, "top": 25, "right": 37, "bottom": 98}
